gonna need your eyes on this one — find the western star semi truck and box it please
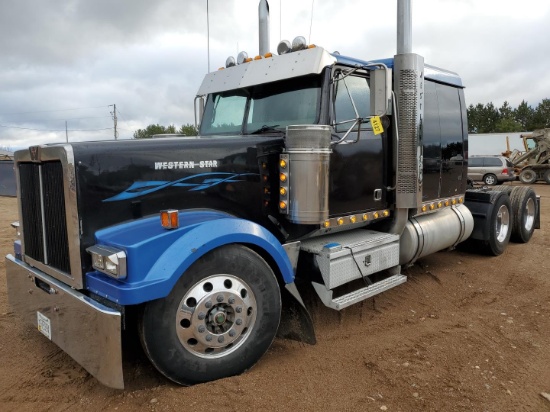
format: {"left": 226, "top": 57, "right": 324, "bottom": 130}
{"left": 5, "top": 0, "right": 540, "bottom": 388}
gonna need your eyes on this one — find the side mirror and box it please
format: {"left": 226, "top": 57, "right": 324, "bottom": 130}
{"left": 370, "top": 68, "right": 392, "bottom": 117}
{"left": 194, "top": 96, "right": 205, "bottom": 129}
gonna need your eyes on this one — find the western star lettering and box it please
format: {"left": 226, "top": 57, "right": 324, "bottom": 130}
{"left": 155, "top": 160, "right": 218, "bottom": 170}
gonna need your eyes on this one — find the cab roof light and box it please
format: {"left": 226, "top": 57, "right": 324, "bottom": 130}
{"left": 291, "top": 36, "right": 307, "bottom": 52}
{"left": 237, "top": 51, "right": 249, "bottom": 65}
{"left": 277, "top": 40, "right": 291, "bottom": 55}
{"left": 226, "top": 56, "right": 236, "bottom": 68}
{"left": 161, "top": 209, "right": 179, "bottom": 230}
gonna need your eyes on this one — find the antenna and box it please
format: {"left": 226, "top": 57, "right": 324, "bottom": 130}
{"left": 207, "top": 0, "right": 211, "bottom": 72}
{"left": 309, "top": 0, "right": 314, "bottom": 44}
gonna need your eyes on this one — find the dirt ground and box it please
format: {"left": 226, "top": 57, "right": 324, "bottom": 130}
{"left": 1, "top": 183, "right": 549, "bottom": 412}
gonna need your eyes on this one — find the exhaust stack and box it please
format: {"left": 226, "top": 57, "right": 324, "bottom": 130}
{"left": 394, "top": 0, "right": 424, "bottom": 210}
{"left": 259, "top": 0, "right": 270, "bottom": 55}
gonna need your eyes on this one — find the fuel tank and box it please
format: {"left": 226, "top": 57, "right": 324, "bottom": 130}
{"left": 399, "top": 204, "right": 473, "bottom": 265}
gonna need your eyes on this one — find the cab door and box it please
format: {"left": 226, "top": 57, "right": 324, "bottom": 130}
{"left": 328, "top": 69, "right": 388, "bottom": 216}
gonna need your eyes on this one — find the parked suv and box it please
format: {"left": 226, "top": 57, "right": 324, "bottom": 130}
{"left": 468, "top": 156, "right": 515, "bottom": 185}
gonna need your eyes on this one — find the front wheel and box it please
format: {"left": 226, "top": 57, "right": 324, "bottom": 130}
{"left": 140, "top": 244, "right": 281, "bottom": 385}
{"left": 519, "top": 168, "right": 537, "bottom": 184}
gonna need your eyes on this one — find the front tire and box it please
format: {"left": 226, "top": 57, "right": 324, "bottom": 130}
{"left": 140, "top": 244, "right": 281, "bottom": 385}
{"left": 519, "top": 168, "right": 537, "bottom": 184}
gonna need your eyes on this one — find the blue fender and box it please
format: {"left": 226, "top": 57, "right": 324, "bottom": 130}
{"left": 85, "top": 210, "right": 294, "bottom": 305}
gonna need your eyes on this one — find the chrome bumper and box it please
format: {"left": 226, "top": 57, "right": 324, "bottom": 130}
{"left": 5, "top": 254, "right": 124, "bottom": 389}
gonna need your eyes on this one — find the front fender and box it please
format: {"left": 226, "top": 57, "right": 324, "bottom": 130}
{"left": 86, "top": 211, "right": 293, "bottom": 305}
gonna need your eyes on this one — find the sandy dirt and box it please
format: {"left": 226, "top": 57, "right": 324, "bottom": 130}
{"left": 1, "top": 183, "right": 550, "bottom": 412}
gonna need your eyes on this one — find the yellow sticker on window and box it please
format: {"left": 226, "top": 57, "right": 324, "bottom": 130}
{"left": 370, "top": 116, "right": 384, "bottom": 135}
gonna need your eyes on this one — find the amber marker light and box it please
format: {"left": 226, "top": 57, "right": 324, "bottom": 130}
{"left": 362, "top": 213, "right": 368, "bottom": 221}
{"left": 254, "top": 55, "right": 262, "bottom": 60}
{"left": 459, "top": 197, "right": 464, "bottom": 203}
{"left": 160, "top": 209, "right": 179, "bottom": 229}
{"left": 350, "top": 215, "right": 357, "bottom": 223}
{"left": 445, "top": 200, "right": 450, "bottom": 207}
{"left": 323, "top": 221, "right": 330, "bottom": 228}
{"left": 451, "top": 198, "right": 457, "bottom": 205}
{"left": 279, "top": 159, "right": 287, "bottom": 169}
{"left": 280, "top": 187, "right": 287, "bottom": 196}
{"left": 280, "top": 173, "right": 287, "bottom": 182}
{"left": 279, "top": 201, "right": 287, "bottom": 210}
{"left": 383, "top": 210, "right": 390, "bottom": 217}
{"left": 421, "top": 205, "right": 428, "bottom": 212}
{"left": 262, "top": 162, "right": 267, "bottom": 169}
{"left": 430, "top": 203, "right": 436, "bottom": 210}
{"left": 437, "top": 201, "right": 443, "bottom": 208}
{"left": 373, "top": 212, "right": 380, "bottom": 219}
{"left": 337, "top": 218, "right": 344, "bottom": 225}
{"left": 264, "top": 52, "right": 273, "bottom": 58}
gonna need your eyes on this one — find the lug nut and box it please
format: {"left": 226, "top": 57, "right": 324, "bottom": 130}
{"left": 229, "top": 330, "right": 236, "bottom": 337}
{"left": 205, "top": 334, "right": 212, "bottom": 342}
{"left": 218, "top": 336, "right": 224, "bottom": 343}
{"left": 198, "top": 312, "right": 206, "bottom": 320}
{"left": 198, "top": 325, "right": 206, "bottom": 333}
{"left": 236, "top": 319, "right": 243, "bottom": 326}
{"left": 228, "top": 297, "right": 235, "bottom": 304}
{"left": 205, "top": 301, "right": 212, "bottom": 309}
{"left": 236, "top": 306, "right": 243, "bottom": 313}
{"left": 216, "top": 295, "right": 224, "bottom": 303}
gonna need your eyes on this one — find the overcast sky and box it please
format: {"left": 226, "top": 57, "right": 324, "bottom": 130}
{"left": 1, "top": 0, "right": 549, "bottom": 150}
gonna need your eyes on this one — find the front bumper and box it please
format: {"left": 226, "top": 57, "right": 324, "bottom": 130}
{"left": 5, "top": 254, "right": 124, "bottom": 389}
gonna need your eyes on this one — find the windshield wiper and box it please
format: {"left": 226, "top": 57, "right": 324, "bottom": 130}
{"left": 249, "top": 125, "right": 282, "bottom": 134}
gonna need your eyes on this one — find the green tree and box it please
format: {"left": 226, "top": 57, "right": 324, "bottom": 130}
{"left": 514, "top": 100, "right": 533, "bottom": 130}
{"left": 178, "top": 123, "right": 198, "bottom": 136}
{"left": 133, "top": 124, "right": 170, "bottom": 139}
{"left": 531, "top": 98, "right": 550, "bottom": 130}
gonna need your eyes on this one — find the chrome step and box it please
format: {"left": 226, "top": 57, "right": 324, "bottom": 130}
{"left": 312, "top": 274, "right": 407, "bottom": 311}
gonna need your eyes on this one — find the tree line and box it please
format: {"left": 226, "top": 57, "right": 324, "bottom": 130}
{"left": 133, "top": 123, "right": 198, "bottom": 139}
{"left": 467, "top": 99, "right": 550, "bottom": 133}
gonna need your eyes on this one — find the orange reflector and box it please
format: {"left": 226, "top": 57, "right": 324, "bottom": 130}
{"left": 254, "top": 55, "right": 262, "bottom": 60}
{"left": 363, "top": 213, "right": 368, "bottom": 221}
{"left": 244, "top": 58, "right": 252, "bottom": 63}
{"left": 350, "top": 216, "right": 357, "bottom": 223}
{"left": 337, "top": 218, "right": 344, "bottom": 225}
{"left": 308, "top": 44, "right": 316, "bottom": 49}
{"left": 280, "top": 159, "right": 287, "bottom": 168}
{"left": 323, "top": 221, "right": 330, "bottom": 228}
{"left": 218, "top": 67, "right": 224, "bottom": 70}
{"left": 264, "top": 52, "right": 273, "bottom": 58}
{"left": 279, "top": 201, "right": 287, "bottom": 210}
{"left": 280, "top": 187, "right": 287, "bottom": 196}
{"left": 383, "top": 210, "right": 390, "bottom": 217}
{"left": 373, "top": 212, "right": 379, "bottom": 219}
{"left": 280, "top": 173, "right": 287, "bottom": 182}
{"left": 160, "top": 210, "right": 179, "bottom": 229}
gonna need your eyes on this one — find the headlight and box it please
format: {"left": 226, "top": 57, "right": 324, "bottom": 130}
{"left": 86, "top": 245, "right": 127, "bottom": 279}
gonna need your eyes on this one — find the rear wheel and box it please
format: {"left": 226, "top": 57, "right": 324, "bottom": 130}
{"left": 483, "top": 173, "right": 497, "bottom": 185}
{"left": 519, "top": 168, "right": 537, "bottom": 184}
{"left": 481, "top": 193, "right": 512, "bottom": 256}
{"left": 509, "top": 186, "right": 537, "bottom": 243}
{"left": 140, "top": 244, "right": 281, "bottom": 385}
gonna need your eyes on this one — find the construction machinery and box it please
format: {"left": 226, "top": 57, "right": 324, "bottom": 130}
{"left": 508, "top": 129, "right": 550, "bottom": 184}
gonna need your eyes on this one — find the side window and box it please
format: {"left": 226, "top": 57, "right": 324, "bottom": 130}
{"left": 333, "top": 75, "right": 370, "bottom": 132}
{"left": 485, "top": 157, "right": 502, "bottom": 167}
{"left": 205, "top": 94, "right": 246, "bottom": 134}
{"left": 469, "top": 158, "right": 483, "bottom": 167}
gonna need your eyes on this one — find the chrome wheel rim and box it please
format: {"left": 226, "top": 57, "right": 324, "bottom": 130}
{"left": 524, "top": 197, "right": 536, "bottom": 232}
{"left": 485, "top": 175, "right": 496, "bottom": 185}
{"left": 496, "top": 204, "right": 510, "bottom": 243}
{"left": 175, "top": 274, "right": 257, "bottom": 359}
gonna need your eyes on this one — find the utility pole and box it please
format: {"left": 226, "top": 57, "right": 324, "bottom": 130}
{"left": 110, "top": 104, "right": 118, "bottom": 140}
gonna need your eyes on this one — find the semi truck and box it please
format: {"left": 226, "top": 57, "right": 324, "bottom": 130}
{"left": 4, "top": 0, "right": 540, "bottom": 389}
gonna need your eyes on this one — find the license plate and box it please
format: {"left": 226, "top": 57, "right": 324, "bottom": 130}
{"left": 37, "top": 311, "right": 52, "bottom": 340}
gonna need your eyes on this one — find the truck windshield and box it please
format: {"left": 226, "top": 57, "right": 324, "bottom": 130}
{"left": 199, "top": 75, "right": 322, "bottom": 136}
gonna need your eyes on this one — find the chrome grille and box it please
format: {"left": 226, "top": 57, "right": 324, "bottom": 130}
{"left": 19, "top": 161, "right": 71, "bottom": 273}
